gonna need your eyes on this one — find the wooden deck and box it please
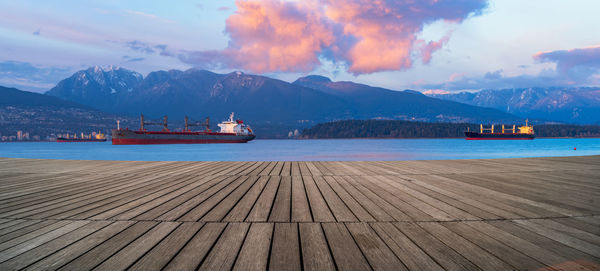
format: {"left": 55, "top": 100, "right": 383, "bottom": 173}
{"left": 0, "top": 156, "right": 598, "bottom": 270}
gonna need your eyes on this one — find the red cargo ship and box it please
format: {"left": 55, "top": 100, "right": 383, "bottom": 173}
{"left": 111, "top": 113, "right": 255, "bottom": 145}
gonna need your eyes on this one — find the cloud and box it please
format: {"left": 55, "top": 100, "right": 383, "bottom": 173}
{"left": 179, "top": 0, "right": 488, "bottom": 75}
{"left": 0, "top": 61, "right": 75, "bottom": 92}
{"left": 112, "top": 40, "right": 174, "bottom": 56}
{"left": 423, "top": 45, "right": 600, "bottom": 91}
{"left": 123, "top": 9, "right": 175, "bottom": 24}
{"left": 218, "top": 6, "right": 232, "bottom": 11}
{"left": 122, "top": 56, "right": 145, "bottom": 62}
{"left": 124, "top": 40, "right": 155, "bottom": 54}
{"left": 534, "top": 45, "right": 600, "bottom": 81}
{"left": 32, "top": 28, "right": 41, "bottom": 36}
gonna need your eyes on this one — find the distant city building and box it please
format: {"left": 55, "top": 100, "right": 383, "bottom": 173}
{"left": 17, "top": 130, "right": 23, "bottom": 140}
{"left": 33, "top": 135, "right": 41, "bottom": 141}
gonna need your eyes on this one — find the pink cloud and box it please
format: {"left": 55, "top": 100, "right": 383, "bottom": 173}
{"left": 419, "top": 33, "right": 451, "bottom": 64}
{"left": 180, "top": 0, "right": 488, "bottom": 74}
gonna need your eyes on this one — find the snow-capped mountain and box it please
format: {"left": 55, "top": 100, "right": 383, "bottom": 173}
{"left": 46, "top": 66, "right": 143, "bottom": 110}
{"left": 428, "top": 87, "right": 600, "bottom": 124}
{"left": 45, "top": 67, "right": 519, "bottom": 126}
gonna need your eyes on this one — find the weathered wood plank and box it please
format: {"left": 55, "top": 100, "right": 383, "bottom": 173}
{"left": 346, "top": 223, "right": 407, "bottom": 270}
{"left": 233, "top": 223, "right": 273, "bottom": 271}
{"left": 129, "top": 222, "right": 203, "bottom": 271}
{"left": 246, "top": 176, "right": 279, "bottom": 222}
{"left": 321, "top": 223, "right": 371, "bottom": 270}
{"left": 58, "top": 221, "right": 157, "bottom": 271}
{"left": 24, "top": 221, "right": 135, "bottom": 271}
{"left": 198, "top": 223, "right": 249, "bottom": 270}
{"left": 298, "top": 223, "right": 336, "bottom": 271}
{"left": 93, "top": 222, "right": 179, "bottom": 271}
{"left": 291, "top": 175, "right": 312, "bottom": 222}
{"left": 269, "top": 223, "right": 301, "bottom": 271}
{"left": 163, "top": 223, "right": 226, "bottom": 271}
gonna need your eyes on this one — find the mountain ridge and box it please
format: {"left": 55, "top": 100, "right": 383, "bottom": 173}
{"left": 428, "top": 87, "right": 600, "bottom": 124}
{"left": 45, "top": 66, "right": 521, "bottom": 128}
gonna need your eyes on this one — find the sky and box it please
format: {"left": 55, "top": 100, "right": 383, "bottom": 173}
{"left": 1, "top": 0, "right": 599, "bottom": 93}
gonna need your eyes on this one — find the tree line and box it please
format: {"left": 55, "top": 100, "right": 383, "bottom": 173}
{"left": 301, "top": 120, "right": 600, "bottom": 139}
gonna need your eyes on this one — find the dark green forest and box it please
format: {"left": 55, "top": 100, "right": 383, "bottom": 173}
{"left": 301, "top": 120, "right": 600, "bottom": 139}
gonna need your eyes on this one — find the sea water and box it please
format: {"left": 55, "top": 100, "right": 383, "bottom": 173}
{"left": 0, "top": 138, "right": 599, "bottom": 161}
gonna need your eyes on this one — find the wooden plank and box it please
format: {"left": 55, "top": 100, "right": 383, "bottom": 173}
{"left": 24, "top": 221, "right": 135, "bottom": 271}
{"left": 93, "top": 222, "right": 180, "bottom": 271}
{"left": 369, "top": 222, "right": 443, "bottom": 271}
{"left": 512, "top": 219, "right": 600, "bottom": 258}
{"left": 298, "top": 161, "right": 313, "bottom": 176}
{"left": 201, "top": 176, "right": 259, "bottom": 222}
{"left": 157, "top": 176, "right": 239, "bottom": 221}
{"left": 58, "top": 221, "right": 157, "bottom": 271}
{"left": 280, "top": 161, "right": 291, "bottom": 176}
{"left": 128, "top": 222, "right": 203, "bottom": 271}
{"left": 467, "top": 221, "right": 590, "bottom": 269}
{"left": 553, "top": 217, "right": 600, "bottom": 236}
{"left": 269, "top": 176, "right": 291, "bottom": 222}
{"left": 223, "top": 176, "right": 269, "bottom": 222}
{"left": 269, "top": 161, "right": 284, "bottom": 176}
{"left": 337, "top": 176, "right": 394, "bottom": 221}
{"left": 133, "top": 175, "right": 229, "bottom": 220}
{"left": 418, "top": 221, "right": 513, "bottom": 270}
{"left": 269, "top": 223, "right": 301, "bottom": 271}
{"left": 321, "top": 223, "right": 371, "bottom": 270}
{"left": 0, "top": 221, "right": 110, "bottom": 270}
{"left": 345, "top": 176, "right": 411, "bottom": 221}
{"left": 245, "top": 176, "right": 279, "bottom": 222}
{"left": 0, "top": 220, "right": 59, "bottom": 244}
{"left": 326, "top": 176, "right": 375, "bottom": 222}
{"left": 0, "top": 220, "right": 89, "bottom": 263}
{"left": 394, "top": 222, "right": 479, "bottom": 271}
{"left": 298, "top": 223, "right": 336, "bottom": 271}
{"left": 291, "top": 175, "right": 312, "bottom": 222}
{"left": 444, "top": 221, "right": 554, "bottom": 270}
{"left": 198, "top": 223, "right": 249, "bottom": 270}
{"left": 291, "top": 161, "right": 301, "bottom": 176}
{"left": 0, "top": 220, "right": 71, "bottom": 251}
{"left": 313, "top": 176, "right": 357, "bottom": 222}
{"left": 302, "top": 176, "right": 335, "bottom": 222}
{"left": 0, "top": 220, "right": 41, "bottom": 236}
{"left": 530, "top": 218, "right": 600, "bottom": 246}
{"left": 489, "top": 220, "right": 600, "bottom": 270}
{"left": 163, "top": 223, "right": 226, "bottom": 271}
{"left": 353, "top": 175, "right": 432, "bottom": 221}
{"left": 233, "top": 223, "right": 273, "bottom": 271}
{"left": 346, "top": 223, "right": 407, "bottom": 270}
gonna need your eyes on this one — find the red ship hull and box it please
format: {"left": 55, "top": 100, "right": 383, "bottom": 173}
{"left": 111, "top": 129, "right": 255, "bottom": 145}
{"left": 112, "top": 138, "right": 251, "bottom": 144}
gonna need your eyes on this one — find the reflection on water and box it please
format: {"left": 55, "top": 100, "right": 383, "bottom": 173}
{"left": 0, "top": 138, "right": 599, "bottom": 161}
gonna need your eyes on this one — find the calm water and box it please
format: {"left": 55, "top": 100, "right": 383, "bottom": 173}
{"left": 0, "top": 138, "right": 599, "bottom": 161}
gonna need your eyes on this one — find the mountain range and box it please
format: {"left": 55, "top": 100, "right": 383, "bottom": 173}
{"left": 45, "top": 66, "right": 520, "bottom": 137}
{"left": 3, "top": 65, "right": 597, "bottom": 138}
{"left": 427, "top": 87, "right": 600, "bottom": 124}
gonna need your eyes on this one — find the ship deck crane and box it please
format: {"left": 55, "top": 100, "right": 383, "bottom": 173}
{"left": 184, "top": 116, "right": 210, "bottom": 132}
{"left": 140, "top": 114, "right": 169, "bottom": 131}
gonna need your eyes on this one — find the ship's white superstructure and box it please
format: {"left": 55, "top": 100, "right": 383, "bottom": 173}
{"left": 217, "top": 112, "right": 253, "bottom": 135}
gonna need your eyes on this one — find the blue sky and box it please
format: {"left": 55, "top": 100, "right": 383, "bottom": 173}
{"left": 1, "top": 0, "right": 599, "bottom": 93}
